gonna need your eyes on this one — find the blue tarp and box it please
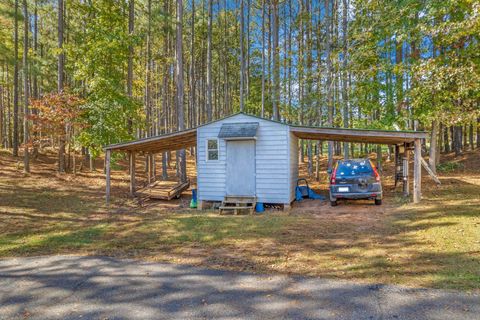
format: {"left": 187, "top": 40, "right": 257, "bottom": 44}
{"left": 295, "top": 186, "right": 326, "bottom": 201}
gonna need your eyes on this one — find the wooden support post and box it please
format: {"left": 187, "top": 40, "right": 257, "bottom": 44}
{"left": 105, "top": 149, "right": 111, "bottom": 205}
{"left": 151, "top": 153, "right": 156, "bottom": 181}
{"left": 394, "top": 145, "right": 400, "bottom": 187}
{"left": 129, "top": 151, "right": 136, "bottom": 196}
{"left": 413, "top": 139, "right": 422, "bottom": 203}
{"left": 403, "top": 143, "right": 410, "bottom": 196}
{"left": 147, "top": 153, "right": 151, "bottom": 185}
{"left": 197, "top": 200, "right": 204, "bottom": 210}
{"left": 421, "top": 157, "right": 441, "bottom": 185}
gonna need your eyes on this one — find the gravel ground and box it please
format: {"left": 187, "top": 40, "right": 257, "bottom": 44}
{"left": 0, "top": 255, "right": 478, "bottom": 320}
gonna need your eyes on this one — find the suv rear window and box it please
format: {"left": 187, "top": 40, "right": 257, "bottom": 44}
{"left": 336, "top": 160, "right": 373, "bottom": 176}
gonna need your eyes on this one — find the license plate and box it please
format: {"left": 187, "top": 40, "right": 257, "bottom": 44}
{"left": 338, "top": 187, "right": 349, "bottom": 192}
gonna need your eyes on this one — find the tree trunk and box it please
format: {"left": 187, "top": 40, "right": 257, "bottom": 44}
{"left": 89, "top": 149, "right": 94, "bottom": 171}
{"left": 429, "top": 120, "right": 438, "bottom": 175}
{"left": 246, "top": 0, "right": 250, "bottom": 99}
{"left": 222, "top": 0, "right": 229, "bottom": 115}
{"left": 33, "top": 0, "right": 38, "bottom": 99}
{"left": 0, "top": 84, "right": 3, "bottom": 148}
{"left": 454, "top": 125, "right": 462, "bottom": 156}
{"left": 307, "top": 140, "right": 313, "bottom": 176}
{"left": 145, "top": 0, "right": 152, "bottom": 137}
{"left": 13, "top": 0, "right": 19, "bottom": 157}
{"left": 287, "top": 0, "right": 292, "bottom": 109}
{"left": 206, "top": 0, "right": 213, "bottom": 121}
{"left": 436, "top": 123, "right": 441, "bottom": 165}
{"left": 342, "top": 0, "right": 349, "bottom": 159}
{"left": 72, "top": 149, "right": 76, "bottom": 174}
{"left": 477, "top": 117, "right": 480, "bottom": 148}
{"left": 176, "top": 0, "right": 187, "bottom": 183}
{"left": 127, "top": 0, "right": 134, "bottom": 132}
{"left": 22, "top": 0, "right": 30, "bottom": 173}
{"left": 325, "top": 0, "right": 334, "bottom": 171}
{"left": 239, "top": 0, "right": 245, "bottom": 112}
{"left": 298, "top": 0, "right": 304, "bottom": 127}
{"left": 59, "top": 138, "right": 66, "bottom": 173}
{"left": 469, "top": 122, "right": 474, "bottom": 150}
{"left": 376, "top": 145, "right": 382, "bottom": 172}
{"left": 260, "top": 0, "right": 265, "bottom": 117}
{"left": 189, "top": 0, "right": 196, "bottom": 126}
{"left": 56, "top": 0, "right": 65, "bottom": 172}
{"left": 444, "top": 125, "right": 450, "bottom": 153}
{"left": 58, "top": 0, "right": 64, "bottom": 92}
{"left": 272, "top": 0, "right": 280, "bottom": 121}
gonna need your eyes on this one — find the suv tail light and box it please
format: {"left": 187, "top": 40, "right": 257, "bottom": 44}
{"left": 330, "top": 165, "right": 338, "bottom": 185}
{"left": 371, "top": 161, "right": 381, "bottom": 182}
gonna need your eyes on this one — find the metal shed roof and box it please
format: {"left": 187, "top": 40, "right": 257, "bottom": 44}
{"left": 104, "top": 128, "right": 197, "bottom": 153}
{"left": 290, "top": 126, "right": 427, "bottom": 145}
{"left": 218, "top": 122, "right": 259, "bottom": 139}
{"left": 104, "top": 112, "right": 427, "bottom": 153}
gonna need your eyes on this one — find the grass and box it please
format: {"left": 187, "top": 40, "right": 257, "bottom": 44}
{"left": 0, "top": 148, "right": 479, "bottom": 291}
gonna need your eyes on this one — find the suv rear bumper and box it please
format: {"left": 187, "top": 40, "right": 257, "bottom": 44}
{"left": 330, "top": 191, "right": 383, "bottom": 201}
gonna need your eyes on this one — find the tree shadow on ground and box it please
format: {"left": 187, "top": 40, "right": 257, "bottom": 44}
{"left": 0, "top": 256, "right": 478, "bottom": 320}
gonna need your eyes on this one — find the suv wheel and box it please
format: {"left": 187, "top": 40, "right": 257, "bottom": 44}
{"left": 330, "top": 200, "right": 338, "bottom": 207}
{"left": 375, "top": 199, "right": 382, "bottom": 205}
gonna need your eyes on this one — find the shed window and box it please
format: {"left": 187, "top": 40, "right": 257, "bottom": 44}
{"left": 206, "top": 139, "right": 219, "bottom": 161}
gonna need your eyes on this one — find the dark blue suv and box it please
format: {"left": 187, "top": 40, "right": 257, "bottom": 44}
{"left": 328, "top": 159, "right": 383, "bottom": 206}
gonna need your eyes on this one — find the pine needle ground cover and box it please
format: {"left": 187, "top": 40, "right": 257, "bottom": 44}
{"left": 0, "top": 149, "right": 479, "bottom": 291}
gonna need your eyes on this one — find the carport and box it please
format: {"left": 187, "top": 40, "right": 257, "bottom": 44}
{"left": 104, "top": 113, "right": 428, "bottom": 205}
{"left": 289, "top": 125, "right": 428, "bottom": 203}
{"left": 104, "top": 128, "right": 197, "bottom": 204}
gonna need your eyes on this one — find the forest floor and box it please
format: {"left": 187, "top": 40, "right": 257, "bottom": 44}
{"left": 0, "top": 147, "right": 479, "bottom": 291}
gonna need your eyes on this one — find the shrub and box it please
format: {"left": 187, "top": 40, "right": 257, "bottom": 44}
{"left": 437, "top": 161, "right": 464, "bottom": 173}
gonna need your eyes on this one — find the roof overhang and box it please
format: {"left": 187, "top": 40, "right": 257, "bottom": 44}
{"left": 290, "top": 126, "right": 427, "bottom": 145}
{"left": 104, "top": 128, "right": 197, "bottom": 153}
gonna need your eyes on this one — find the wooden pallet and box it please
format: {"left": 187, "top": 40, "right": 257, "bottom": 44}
{"left": 136, "top": 180, "right": 190, "bottom": 200}
{"left": 219, "top": 196, "right": 256, "bottom": 215}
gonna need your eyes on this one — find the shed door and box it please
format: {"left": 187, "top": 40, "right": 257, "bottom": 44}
{"left": 226, "top": 140, "right": 255, "bottom": 196}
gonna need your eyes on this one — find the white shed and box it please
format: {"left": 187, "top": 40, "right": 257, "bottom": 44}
{"left": 196, "top": 113, "right": 298, "bottom": 208}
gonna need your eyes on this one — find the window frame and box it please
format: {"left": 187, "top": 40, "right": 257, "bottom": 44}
{"left": 205, "top": 138, "right": 219, "bottom": 162}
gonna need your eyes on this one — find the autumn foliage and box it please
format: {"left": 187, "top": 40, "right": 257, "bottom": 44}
{"left": 29, "top": 92, "right": 85, "bottom": 147}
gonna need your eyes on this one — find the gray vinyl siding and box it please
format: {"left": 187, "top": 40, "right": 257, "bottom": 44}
{"left": 288, "top": 132, "right": 299, "bottom": 202}
{"left": 197, "top": 114, "right": 290, "bottom": 203}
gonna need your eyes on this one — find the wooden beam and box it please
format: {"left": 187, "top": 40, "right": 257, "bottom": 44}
{"left": 394, "top": 145, "right": 400, "bottom": 187}
{"left": 146, "top": 153, "right": 151, "bottom": 185}
{"left": 421, "top": 157, "right": 441, "bottom": 185}
{"left": 403, "top": 143, "right": 410, "bottom": 196}
{"left": 413, "top": 139, "right": 422, "bottom": 203}
{"left": 151, "top": 153, "right": 156, "bottom": 180}
{"left": 105, "top": 149, "right": 111, "bottom": 205}
{"left": 129, "top": 151, "right": 136, "bottom": 196}
{"left": 292, "top": 132, "right": 413, "bottom": 145}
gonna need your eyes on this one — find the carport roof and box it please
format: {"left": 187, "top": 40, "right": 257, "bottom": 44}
{"left": 290, "top": 125, "right": 427, "bottom": 145}
{"left": 104, "top": 112, "right": 427, "bottom": 153}
{"left": 104, "top": 128, "right": 197, "bottom": 153}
